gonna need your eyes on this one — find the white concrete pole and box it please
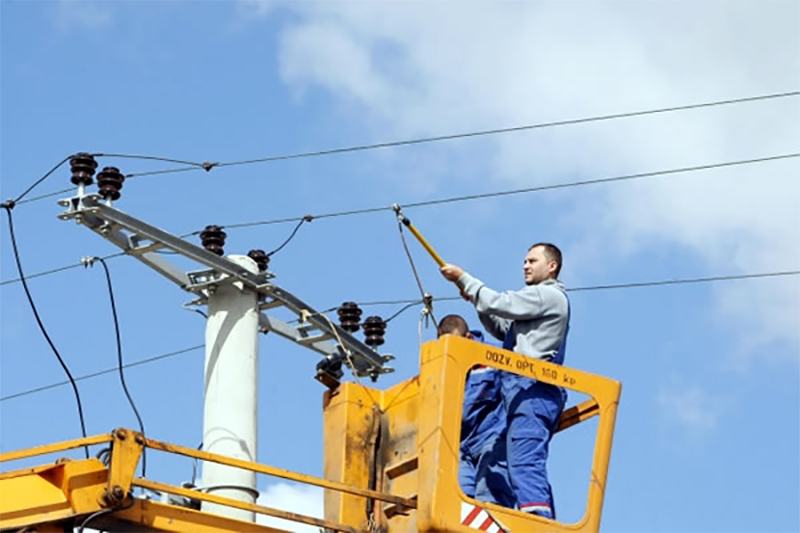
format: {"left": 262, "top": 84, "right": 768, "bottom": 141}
{"left": 201, "top": 255, "right": 260, "bottom": 522}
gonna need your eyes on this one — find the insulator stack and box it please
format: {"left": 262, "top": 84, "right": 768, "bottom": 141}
{"left": 96, "top": 167, "right": 125, "bottom": 200}
{"left": 70, "top": 153, "right": 98, "bottom": 186}
{"left": 200, "top": 225, "right": 226, "bottom": 256}
{"left": 337, "top": 302, "right": 362, "bottom": 333}
{"left": 362, "top": 316, "right": 386, "bottom": 348}
{"left": 247, "top": 249, "right": 269, "bottom": 271}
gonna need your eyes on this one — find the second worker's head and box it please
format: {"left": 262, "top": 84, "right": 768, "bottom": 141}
{"left": 437, "top": 314, "right": 472, "bottom": 339}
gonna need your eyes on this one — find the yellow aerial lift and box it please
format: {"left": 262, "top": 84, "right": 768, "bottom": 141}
{"left": 0, "top": 156, "right": 621, "bottom": 533}
{"left": 0, "top": 336, "right": 619, "bottom": 533}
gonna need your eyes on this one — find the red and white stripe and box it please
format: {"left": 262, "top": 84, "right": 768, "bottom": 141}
{"left": 461, "top": 502, "right": 506, "bottom": 533}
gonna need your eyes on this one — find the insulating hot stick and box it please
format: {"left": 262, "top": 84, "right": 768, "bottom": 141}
{"left": 391, "top": 204, "right": 446, "bottom": 267}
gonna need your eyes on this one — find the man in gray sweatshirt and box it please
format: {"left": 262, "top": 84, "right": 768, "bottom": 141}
{"left": 441, "top": 243, "right": 569, "bottom": 519}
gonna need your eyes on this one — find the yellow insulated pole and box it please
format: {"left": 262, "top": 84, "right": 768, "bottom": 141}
{"left": 392, "top": 204, "right": 446, "bottom": 267}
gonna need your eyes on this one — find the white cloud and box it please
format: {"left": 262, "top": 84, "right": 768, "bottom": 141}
{"left": 236, "top": 0, "right": 283, "bottom": 19}
{"left": 256, "top": 482, "right": 324, "bottom": 533}
{"left": 49, "top": 0, "right": 112, "bottom": 32}
{"left": 657, "top": 386, "right": 726, "bottom": 435}
{"left": 264, "top": 1, "right": 800, "bottom": 356}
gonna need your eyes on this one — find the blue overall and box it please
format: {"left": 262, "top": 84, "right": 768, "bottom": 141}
{"left": 459, "top": 331, "right": 515, "bottom": 508}
{"left": 502, "top": 303, "right": 569, "bottom": 519}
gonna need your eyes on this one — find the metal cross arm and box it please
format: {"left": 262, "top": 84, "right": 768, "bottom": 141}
{"left": 260, "top": 287, "right": 394, "bottom": 379}
{"left": 57, "top": 192, "right": 394, "bottom": 379}
{"left": 58, "top": 194, "right": 273, "bottom": 294}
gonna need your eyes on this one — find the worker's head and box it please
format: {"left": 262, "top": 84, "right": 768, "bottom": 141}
{"left": 524, "top": 242, "right": 562, "bottom": 285}
{"left": 437, "top": 314, "right": 472, "bottom": 339}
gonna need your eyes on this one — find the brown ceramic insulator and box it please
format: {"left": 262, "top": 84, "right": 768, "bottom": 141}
{"left": 247, "top": 249, "right": 269, "bottom": 271}
{"left": 199, "top": 225, "right": 226, "bottom": 256}
{"left": 362, "top": 316, "right": 386, "bottom": 347}
{"left": 96, "top": 167, "right": 125, "bottom": 200}
{"left": 337, "top": 302, "right": 363, "bottom": 332}
{"left": 70, "top": 153, "right": 98, "bottom": 186}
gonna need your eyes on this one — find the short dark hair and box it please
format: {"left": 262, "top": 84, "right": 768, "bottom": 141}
{"left": 529, "top": 242, "right": 563, "bottom": 277}
{"left": 437, "top": 314, "right": 469, "bottom": 338}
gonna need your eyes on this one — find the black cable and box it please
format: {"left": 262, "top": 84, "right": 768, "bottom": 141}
{"left": 266, "top": 215, "right": 313, "bottom": 257}
{"left": 187, "top": 308, "right": 208, "bottom": 319}
{"left": 10, "top": 91, "right": 799, "bottom": 208}
{"left": 384, "top": 300, "right": 424, "bottom": 323}
{"left": 77, "top": 495, "right": 136, "bottom": 533}
{"left": 0, "top": 206, "right": 90, "bottom": 457}
{"left": 0, "top": 345, "right": 205, "bottom": 402}
{"left": 191, "top": 442, "right": 203, "bottom": 486}
{"left": 10, "top": 155, "right": 73, "bottom": 204}
{"left": 91, "top": 256, "right": 147, "bottom": 477}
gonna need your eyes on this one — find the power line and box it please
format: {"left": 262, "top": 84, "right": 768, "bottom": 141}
{"left": 3, "top": 269, "right": 797, "bottom": 405}
{"left": 215, "top": 152, "right": 800, "bottom": 228}
{"left": 0, "top": 252, "right": 126, "bottom": 287}
{"left": 2, "top": 152, "right": 797, "bottom": 288}
{"left": 0, "top": 345, "right": 204, "bottom": 402}
{"left": 10, "top": 90, "right": 800, "bottom": 207}
{"left": 215, "top": 91, "right": 800, "bottom": 170}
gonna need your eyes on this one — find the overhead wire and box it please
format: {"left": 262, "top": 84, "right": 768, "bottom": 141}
{"left": 4, "top": 152, "right": 796, "bottom": 289}
{"left": 0, "top": 345, "right": 204, "bottom": 402}
{"left": 4, "top": 269, "right": 797, "bottom": 405}
{"left": 210, "top": 91, "right": 800, "bottom": 169}
{"left": 197, "top": 153, "right": 800, "bottom": 229}
{"left": 0, "top": 205, "right": 90, "bottom": 458}
{"left": 87, "top": 256, "right": 148, "bottom": 477}
{"left": 7, "top": 90, "right": 799, "bottom": 208}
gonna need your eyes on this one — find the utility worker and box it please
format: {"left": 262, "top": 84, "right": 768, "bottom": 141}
{"left": 440, "top": 243, "right": 569, "bottom": 519}
{"left": 438, "top": 314, "right": 514, "bottom": 508}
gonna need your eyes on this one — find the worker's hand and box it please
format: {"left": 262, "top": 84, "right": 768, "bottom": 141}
{"left": 440, "top": 264, "right": 464, "bottom": 283}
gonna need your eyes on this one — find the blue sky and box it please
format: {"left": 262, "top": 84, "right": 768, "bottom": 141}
{"left": 1, "top": 2, "right": 798, "bottom": 532}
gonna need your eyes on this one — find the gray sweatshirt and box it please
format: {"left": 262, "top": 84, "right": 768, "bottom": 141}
{"left": 458, "top": 274, "right": 570, "bottom": 363}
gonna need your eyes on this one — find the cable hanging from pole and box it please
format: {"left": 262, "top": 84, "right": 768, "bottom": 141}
{"left": 0, "top": 204, "right": 90, "bottom": 458}
{"left": 83, "top": 255, "right": 148, "bottom": 477}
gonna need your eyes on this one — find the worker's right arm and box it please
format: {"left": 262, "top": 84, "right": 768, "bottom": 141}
{"left": 457, "top": 272, "right": 567, "bottom": 321}
{"left": 477, "top": 311, "right": 510, "bottom": 342}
